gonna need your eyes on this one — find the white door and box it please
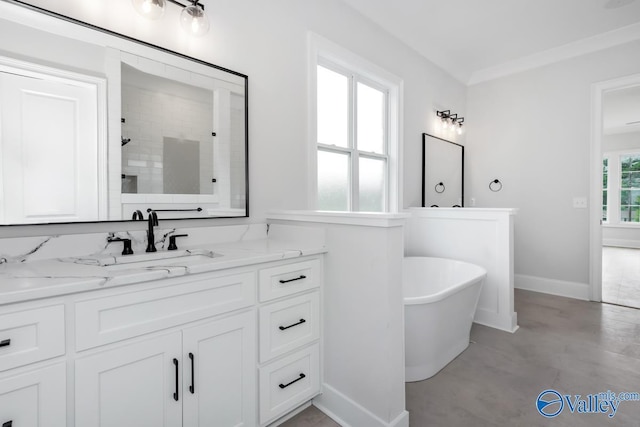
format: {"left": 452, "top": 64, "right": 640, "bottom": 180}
{"left": 0, "top": 70, "right": 100, "bottom": 223}
{"left": 182, "top": 311, "right": 256, "bottom": 427}
{"left": 75, "top": 332, "right": 182, "bottom": 427}
{"left": 0, "top": 363, "right": 66, "bottom": 427}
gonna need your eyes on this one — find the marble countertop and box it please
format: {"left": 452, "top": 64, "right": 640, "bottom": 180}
{"left": 0, "top": 234, "right": 326, "bottom": 305}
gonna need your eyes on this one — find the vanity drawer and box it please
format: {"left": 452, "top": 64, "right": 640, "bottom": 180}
{"left": 259, "top": 292, "right": 319, "bottom": 363}
{"left": 0, "top": 305, "right": 65, "bottom": 372}
{"left": 75, "top": 271, "right": 255, "bottom": 351}
{"left": 258, "top": 258, "right": 321, "bottom": 302}
{"left": 259, "top": 343, "right": 320, "bottom": 425}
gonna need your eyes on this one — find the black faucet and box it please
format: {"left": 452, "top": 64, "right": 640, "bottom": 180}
{"left": 132, "top": 210, "right": 144, "bottom": 220}
{"left": 107, "top": 237, "right": 134, "bottom": 255}
{"left": 146, "top": 210, "right": 158, "bottom": 252}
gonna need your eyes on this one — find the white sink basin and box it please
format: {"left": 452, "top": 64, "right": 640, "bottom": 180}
{"left": 104, "top": 249, "right": 208, "bottom": 265}
{"left": 104, "top": 253, "right": 221, "bottom": 271}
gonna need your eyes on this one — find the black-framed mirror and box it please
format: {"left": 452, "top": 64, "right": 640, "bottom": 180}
{"left": 0, "top": 0, "right": 248, "bottom": 225}
{"left": 421, "top": 133, "right": 464, "bottom": 207}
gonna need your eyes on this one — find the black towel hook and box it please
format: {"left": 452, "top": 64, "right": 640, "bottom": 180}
{"left": 435, "top": 182, "right": 445, "bottom": 194}
{"left": 489, "top": 179, "right": 503, "bottom": 192}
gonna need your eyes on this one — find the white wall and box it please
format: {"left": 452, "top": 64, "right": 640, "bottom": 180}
{"left": 269, "top": 213, "right": 408, "bottom": 427}
{"left": 603, "top": 131, "right": 640, "bottom": 152}
{"left": 466, "top": 39, "right": 640, "bottom": 296}
{"left": 0, "top": 0, "right": 466, "bottom": 238}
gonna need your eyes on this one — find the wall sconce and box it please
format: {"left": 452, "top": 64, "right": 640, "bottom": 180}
{"left": 131, "top": 0, "right": 210, "bottom": 37}
{"left": 436, "top": 110, "right": 465, "bottom": 135}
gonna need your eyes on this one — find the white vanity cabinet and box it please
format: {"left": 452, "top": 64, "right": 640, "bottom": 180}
{"left": 75, "top": 311, "right": 255, "bottom": 427}
{"left": 0, "top": 253, "right": 323, "bottom": 427}
{"left": 0, "top": 362, "right": 67, "bottom": 427}
{"left": 257, "top": 258, "right": 322, "bottom": 425}
{"left": 0, "top": 303, "right": 67, "bottom": 427}
{"left": 74, "top": 269, "right": 257, "bottom": 427}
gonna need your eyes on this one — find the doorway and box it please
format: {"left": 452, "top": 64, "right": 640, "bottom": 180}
{"left": 593, "top": 77, "right": 640, "bottom": 307}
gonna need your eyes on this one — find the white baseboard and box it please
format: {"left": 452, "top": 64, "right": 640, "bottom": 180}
{"left": 515, "top": 274, "right": 590, "bottom": 300}
{"left": 473, "top": 307, "right": 518, "bottom": 333}
{"left": 603, "top": 239, "right": 640, "bottom": 249}
{"left": 313, "top": 384, "right": 409, "bottom": 427}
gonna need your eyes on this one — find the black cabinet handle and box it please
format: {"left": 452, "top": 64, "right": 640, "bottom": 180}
{"left": 279, "top": 373, "right": 305, "bottom": 389}
{"left": 279, "top": 275, "right": 306, "bottom": 284}
{"left": 279, "top": 319, "right": 306, "bottom": 331}
{"left": 173, "top": 358, "right": 179, "bottom": 401}
{"left": 189, "top": 353, "right": 195, "bottom": 394}
{"left": 3, "top": 421, "right": 13, "bottom": 427}
{"left": 0, "top": 339, "right": 10, "bottom": 348}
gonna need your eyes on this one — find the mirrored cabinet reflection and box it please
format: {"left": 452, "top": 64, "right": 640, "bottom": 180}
{"left": 0, "top": 4, "right": 248, "bottom": 225}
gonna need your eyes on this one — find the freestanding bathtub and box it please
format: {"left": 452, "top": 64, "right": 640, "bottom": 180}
{"left": 403, "top": 256, "right": 486, "bottom": 382}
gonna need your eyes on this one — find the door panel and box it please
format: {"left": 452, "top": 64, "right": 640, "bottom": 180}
{"left": 182, "top": 311, "right": 256, "bottom": 427}
{"left": 75, "top": 332, "right": 182, "bottom": 427}
{"left": 0, "top": 71, "right": 100, "bottom": 223}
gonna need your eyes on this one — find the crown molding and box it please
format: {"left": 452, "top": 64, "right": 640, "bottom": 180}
{"left": 468, "top": 21, "right": 640, "bottom": 85}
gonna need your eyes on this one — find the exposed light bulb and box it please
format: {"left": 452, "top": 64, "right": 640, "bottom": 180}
{"left": 456, "top": 124, "right": 463, "bottom": 135}
{"left": 131, "top": 0, "right": 166, "bottom": 20}
{"left": 181, "top": 2, "right": 210, "bottom": 36}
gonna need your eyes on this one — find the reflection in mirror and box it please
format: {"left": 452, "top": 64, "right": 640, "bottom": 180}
{"left": 0, "top": 2, "right": 248, "bottom": 225}
{"left": 422, "top": 133, "right": 464, "bottom": 207}
{"left": 121, "top": 63, "right": 215, "bottom": 196}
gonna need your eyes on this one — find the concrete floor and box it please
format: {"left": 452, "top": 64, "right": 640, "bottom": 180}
{"left": 284, "top": 289, "right": 640, "bottom": 426}
{"left": 602, "top": 246, "right": 640, "bottom": 309}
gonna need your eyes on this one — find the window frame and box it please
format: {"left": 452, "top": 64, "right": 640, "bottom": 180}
{"left": 603, "top": 149, "right": 640, "bottom": 226}
{"left": 308, "top": 32, "right": 402, "bottom": 213}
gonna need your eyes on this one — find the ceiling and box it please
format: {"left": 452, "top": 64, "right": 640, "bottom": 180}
{"left": 339, "top": 0, "right": 640, "bottom": 85}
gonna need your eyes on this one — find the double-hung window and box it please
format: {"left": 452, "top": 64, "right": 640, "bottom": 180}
{"left": 311, "top": 35, "right": 400, "bottom": 213}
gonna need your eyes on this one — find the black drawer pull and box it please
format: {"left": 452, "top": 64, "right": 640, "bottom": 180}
{"left": 0, "top": 339, "right": 10, "bottom": 348}
{"left": 279, "top": 275, "right": 306, "bottom": 284}
{"left": 279, "top": 373, "right": 305, "bottom": 389}
{"left": 279, "top": 319, "right": 306, "bottom": 331}
{"left": 3, "top": 421, "right": 13, "bottom": 427}
{"left": 173, "top": 358, "right": 179, "bottom": 401}
{"left": 189, "top": 353, "right": 195, "bottom": 394}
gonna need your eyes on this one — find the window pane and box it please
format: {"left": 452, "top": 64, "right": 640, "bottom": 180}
{"left": 359, "top": 157, "right": 386, "bottom": 212}
{"left": 620, "top": 206, "right": 640, "bottom": 223}
{"left": 317, "top": 66, "right": 348, "bottom": 147}
{"left": 631, "top": 171, "right": 640, "bottom": 188}
{"left": 317, "top": 150, "right": 349, "bottom": 211}
{"left": 356, "top": 82, "right": 385, "bottom": 154}
{"left": 622, "top": 172, "right": 630, "bottom": 188}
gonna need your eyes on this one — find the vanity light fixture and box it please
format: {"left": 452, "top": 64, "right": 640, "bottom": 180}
{"left": 131, "top": 0, "right": 210, "bottom": 37}
{"left": 436, "top": 109, "right": 465, "bottom": 135}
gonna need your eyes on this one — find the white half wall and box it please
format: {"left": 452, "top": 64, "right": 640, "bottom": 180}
{"left": 405, "top": 207, "right": 518, "bottom": 333}
{"left": 268, "top": 211, "right": 409, "bottom": 427}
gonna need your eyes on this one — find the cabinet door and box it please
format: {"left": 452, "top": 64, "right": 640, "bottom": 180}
{"left": 183, "top": 311, "right": 256, "bottom": 427}
{"left": 0, "top": 363, "right": 66, "bottom": 427}
{"left": 76, "top": 332, "right": 182, "bottom": 427}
